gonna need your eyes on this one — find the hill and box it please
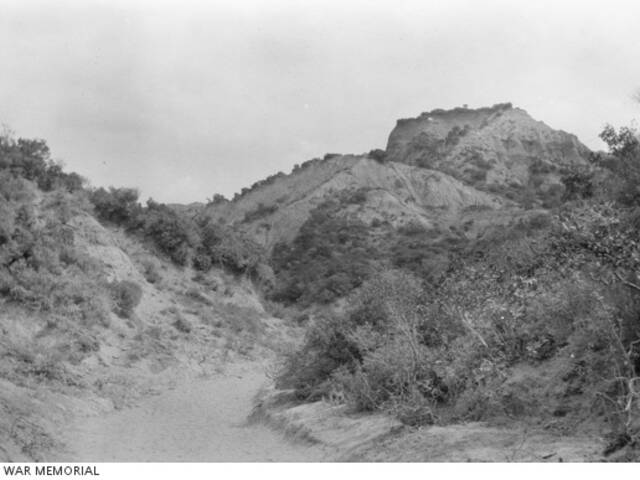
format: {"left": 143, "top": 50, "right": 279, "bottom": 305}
{"left": 221, "top": 105, "right": 639, "bottom": 460}
{"left": 0, "top": 134, "right": 286, "bottom": 460}
{"left": 2, "top": 104, "right": 640, "bottom": 461}
{"left": 200, "top": 105, "right": 596, "bottom": 308}
{"left": 205, "top": 154, "right": 512, "bottom": 250}
{"left": 386, "top": 103, "right": 591, "bottom": 196}
{"left": 204, "top": 104, "right": 594, "bottom": 252}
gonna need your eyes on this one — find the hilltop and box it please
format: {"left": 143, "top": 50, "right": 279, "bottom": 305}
{"left": 205, "top": 104, "right": 592, "bottom": 249}
{"left": 209, "top": 104, "right": 640, "bottom": 460}
{"left": 387, "top": 103, "right": 590, "bottom": 187}
{"left": 197, "top": 105, "right": 596, "bottom": 308}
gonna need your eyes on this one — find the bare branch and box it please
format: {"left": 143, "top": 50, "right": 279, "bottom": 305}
{"left": 614, "top": 271, "right": 640, "bottom": 292}
{"left": 461, "top": 312, "right": 489, "bottom": 349}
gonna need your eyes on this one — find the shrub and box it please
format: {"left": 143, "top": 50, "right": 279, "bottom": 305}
{"left": 345, "top": 189, "right": 368, "bottom": 204}
{"left": 276, "top": 313, "right": 359, "bottom": 399}
{"left": 332, "top": 339, "right": 439, "bottom": 425}
{"left": 211, "top": 228, "right": 262, "bottom": 273}
{"left": 0, "top": 180, "right": 114, "bottom": 327}
{"left": 561, "top": 168, "right": 594, "bottom": 201}
{"left": 207, "top": 193, "right": 228, "bottom": 205}
{"left": 409, "top": 132, "right": 447, "bottom": 169}
{"left": 242, "top": 203, "right": 278, "bottom": 223}
{"left": 396, "top": 220, "right": 429, "bottom": 236}
{"left": 0, "top": 134, "right": 83, "bottom": 192}
{"left": 368, "top": 149, "right": 387, "bottom": 163}
{"left": 468, "top": 151, "right": 493, "bottom": 171}
{"left": 270, "top": 199, "right": 376, "bottom": 305}
{"left": 540, "top": 183, "right": 565, "bottom": 208}
{"left": 90, "top": 187, "right": 142, "bottom": 225}
{"left": 198, "top": 219, "right": 265, "bottom": 274}
{"left": 599, "top": 124, "right": 640, "bottom": 205}
{"left": 468, "top": 168, "right": 488, "bottom": 183}
{"left": 390, "top": 227, "right": 453, "bottom": 285}
{"left": 277, "top": 270, "right": 451, "bottom": 424}
{"left": 528, "top": 158, "right": 555, "bottom": 176}
{"left": 253, "top": 262, "right": 276, "bottom": 290}
{"left": 109, "top": 280, "right": 143, "bottom": 318}
{"left": 141, "top": 200, "right": 200, "bottom": 265}
{"left": 192, "top": 249, "right": 213, "bottom": 272}
{"left": 140, "top": 258, "right": 162, "bottom": 284}
{"left": 444, "top": 125, "right": 470, "bottom": 147}
{"left": 0, "top": 171, "right": 36, "bottom": 203}
{"left": 172, "top": 315, "right": 192, "bottom": 333}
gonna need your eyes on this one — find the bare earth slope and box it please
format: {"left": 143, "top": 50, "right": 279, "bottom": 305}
{"left": 204, "top": 104, "right": 592, "bottom": 253}
{"left": 0, "top": 207, "right": 290, "bottom": 461}
{"left": 205, "top": 155, "right": 512, "bottom": 250}
{"left": 386, "top": 103, "right": 591, "bottom": 188}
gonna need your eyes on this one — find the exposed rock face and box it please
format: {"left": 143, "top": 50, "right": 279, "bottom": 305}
{"left": 205, "top": 154, "right": 511, "bottom": 249}
{"left": 386, "top": 103, "right": 592, "bottom": 187}
{"left": 205, "top": 104, "right": 592, "bottom": 249}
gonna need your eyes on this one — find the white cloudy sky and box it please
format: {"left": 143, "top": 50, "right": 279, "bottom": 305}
{"left": 1, "top": 0, "right": 639, "bottom": 203}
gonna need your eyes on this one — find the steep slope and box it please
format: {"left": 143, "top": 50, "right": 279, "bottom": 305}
{"left": 386, "top": 103, "right": 592, "bottom": 196}
{"left": 0, "top": 184, "right": 286, "bottom": 460}
{"left": 205, "top": 104, "right": 593, "bottom": 253}
{"left": 205, "top": 154, "right": 512, "bottom": 250}
{"left": 197, "top": 104, "right": 598, "bottom": 308}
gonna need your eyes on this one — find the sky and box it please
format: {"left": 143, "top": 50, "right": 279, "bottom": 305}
{"left": 1, "top": 0, "right": 639, "bottom": 204}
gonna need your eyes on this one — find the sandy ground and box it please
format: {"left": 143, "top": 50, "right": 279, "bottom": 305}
{"left": 59, "top": 362, "right": 328, "bottom": 462}
{"left": 351, "top": 423, "right": 605, "bottom": 462}
{"left": 56, "top": 358, "right": 605, "bottom": 463}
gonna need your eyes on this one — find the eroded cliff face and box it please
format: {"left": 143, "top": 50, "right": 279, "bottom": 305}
{"left": 204, "top": 154, "right": 512, "bottom": 250}
{"left": 204, "top": 104, "right": 592, "bottom": 251}
{"left": 385, "top": 103, "right": 591, "bottom": 188}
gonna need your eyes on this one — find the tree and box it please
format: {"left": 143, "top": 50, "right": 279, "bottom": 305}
{"left": 90, "top": 187, "right": 141, "bottom": 224}
{"left": 207, "top": 193, "right": 227, "bottom": 205}
{"left": 600, "top": 124, "right": 640, "bottom": 205}
{"left": 368, "top": 149, "right": 387, "bottom": 163}
{"left": 141, "top": 200, "right": 200, "bottom": 265}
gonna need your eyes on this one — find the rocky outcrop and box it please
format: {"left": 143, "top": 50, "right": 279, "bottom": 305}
{"left": 385, "top": 103, "right": 592, "bottom": 188}
{"left": 205, "top": 154, "right": 511, "bottom": 249}
{"left": 203, "top": 104, "right": 592, "bottom": 251}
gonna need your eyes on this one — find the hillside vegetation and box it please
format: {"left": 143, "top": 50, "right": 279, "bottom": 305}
{"left": 0, "top": 131, "right": 285, "bottom": 461}
{"left": 206, "top": 105, "right": 639, "bottom": 459}
{"left": 2, "top": 103, "right": 640, "bottom": 461}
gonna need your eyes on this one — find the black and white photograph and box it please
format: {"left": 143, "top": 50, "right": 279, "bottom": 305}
{"left": 1, "top": 0, "right": 640, "bottom": 469}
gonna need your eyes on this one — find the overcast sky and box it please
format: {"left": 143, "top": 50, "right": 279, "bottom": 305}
{"left": 1, "top": 0, "right": 639, "bottom": 203}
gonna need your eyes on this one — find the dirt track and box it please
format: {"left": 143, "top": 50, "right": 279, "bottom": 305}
{"left": 58, "top": 360, "right": 605, "bottom": 463}
{"left": 60, "top": 364, "right": 327, "bottom": 462}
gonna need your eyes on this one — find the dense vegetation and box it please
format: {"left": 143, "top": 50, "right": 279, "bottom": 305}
{"left": 90, "top": 184, "right": 267, "bottom": 275}
{"left": 270, "top": 192, "right": 378, "bottom": 306}
{"left": 0, "top": 134, "right": 84, "bottom": 194}
{"left": 0, "top": 134, "right": 121, "bottom": 375}
{"left": 276, "top": 121, "right": 640, "bottom": 457}
{"left": 0, "top": 130, "right": 267, "bottom": 328}
{"left": 0, "top": 129, "right": 276, "bottom": 460}
{"left": 4, "top": 110, "right": 640, "bottom": 458}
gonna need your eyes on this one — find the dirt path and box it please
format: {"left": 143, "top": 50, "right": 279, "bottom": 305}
{"left": 59, "top": 363, "right": 328, "bottom": 462}
{"left": 57, "top": 360, "right": 605, "bottom": 462}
